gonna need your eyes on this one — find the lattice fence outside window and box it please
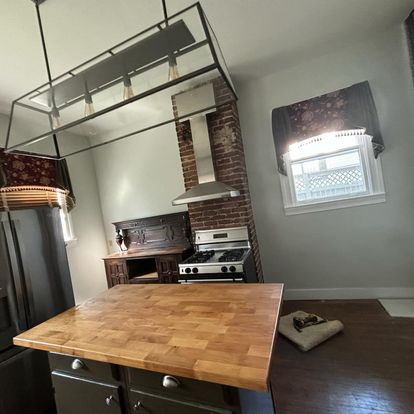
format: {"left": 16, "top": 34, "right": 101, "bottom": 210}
{"left": 279, "top": 131, "right": 385, "bottom": 214}
{"left": 294, "top": 166, "right": 366, "bottom": 201}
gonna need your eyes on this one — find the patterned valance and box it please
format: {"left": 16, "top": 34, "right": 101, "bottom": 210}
{"left": 406, "top": 9, "right": 414, "bottom": 82}
{"left": 0, "top": 150, "right": 57, "bottom": 187}
{"left": 272, "top": 81, "right": 384, "bottom": 174}
{"left": 0, "top": 149, "right": 75, "bottom": 211}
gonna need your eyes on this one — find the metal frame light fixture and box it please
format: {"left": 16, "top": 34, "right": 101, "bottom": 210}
{"left": 5, "top": 1, "right": 237, "bottom": 160}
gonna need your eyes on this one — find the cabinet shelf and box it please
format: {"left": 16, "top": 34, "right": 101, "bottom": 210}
{"left": 129, "top": 273, "right": 159, "bottom": 284}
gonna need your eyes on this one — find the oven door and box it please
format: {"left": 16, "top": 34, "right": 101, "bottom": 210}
{"left": 179, "top": 273, "right": 245, "bottom": 283}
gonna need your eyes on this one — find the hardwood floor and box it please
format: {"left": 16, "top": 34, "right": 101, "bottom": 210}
{"left": 270, "top": 300, "right": 414, "bottom": 414}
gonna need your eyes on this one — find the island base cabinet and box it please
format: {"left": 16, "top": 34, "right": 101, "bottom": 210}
{"left": 52, "top": 372, "right": 123, "bottom": 414}
{"left": 130, "top": 389, "right": 232, "bottom": 413}
{"left": 48, "top": 354, "right": 275, "bottom": 414}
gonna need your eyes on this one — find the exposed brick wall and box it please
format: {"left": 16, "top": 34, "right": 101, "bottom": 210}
{"left": 173, "top": 79, "right": 263, "bottom": 282}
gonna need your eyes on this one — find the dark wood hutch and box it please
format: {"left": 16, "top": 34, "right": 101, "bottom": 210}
{"left": 102, "top": 212, "right": 192, "bottom": 287}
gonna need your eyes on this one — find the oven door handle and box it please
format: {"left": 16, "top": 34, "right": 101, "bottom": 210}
{"left": 179, "top": 278, "right": 244, "bottom": 283}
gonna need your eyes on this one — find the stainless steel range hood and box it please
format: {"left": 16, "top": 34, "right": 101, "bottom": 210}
{"left": 172, "top": 84, "right": 240, "bottom": 206}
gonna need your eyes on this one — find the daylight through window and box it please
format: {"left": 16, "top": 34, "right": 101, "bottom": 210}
{"left": 280, "top": 130, "right": 385, "bottom": 214}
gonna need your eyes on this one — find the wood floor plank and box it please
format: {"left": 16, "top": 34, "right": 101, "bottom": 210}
{"left": 271, "top": 300, "right": 414, "bottom": 414}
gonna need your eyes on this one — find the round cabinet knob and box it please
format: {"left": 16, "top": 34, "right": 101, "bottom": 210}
{"left": 229, "top": 266, "right": 236, "bottom": 273}
{"left": 192, "top": 268, "right": 199, "bottom": 274}
{"left": 185, "top": 267, "right": 191, "bottom": 274}
{"left": 221, "top": 266, "right": 228, "bottom": 273}
{"left": 71, "top": 358, "right": 84, "bottom": 370}
{"left": 162, "top": 375, "right": 180, "bottom": 389}
{"left": 105, "top": 395, "right": 114, "bottom": 406}
{"left": 133, "top": 401, "right": 142, "bottom": 411}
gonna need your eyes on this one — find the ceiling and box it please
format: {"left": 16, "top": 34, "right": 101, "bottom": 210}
{"left": 0, "top": 0, "right": 412, "bottom": 117}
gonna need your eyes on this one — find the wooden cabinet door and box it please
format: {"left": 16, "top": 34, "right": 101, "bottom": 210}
{"left": 52, "top": 372, "right": 123, "bottom": 414}
{"left": 156, "top": 255, "right": 180, "bottom": 284}
{"left": 105, "top": 260, "right": 128, "bottom": 288}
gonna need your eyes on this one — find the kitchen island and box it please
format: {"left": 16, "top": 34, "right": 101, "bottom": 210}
{"left": 13, "top": 283, "right": 283, "bottom": 413}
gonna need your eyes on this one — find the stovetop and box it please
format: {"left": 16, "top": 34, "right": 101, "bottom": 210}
{"left": 182, "top": 248, "right": 250, "bottom": 265}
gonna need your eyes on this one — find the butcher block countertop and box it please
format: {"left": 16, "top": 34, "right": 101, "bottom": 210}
{"left": 13, "top": 283, "right": 283, "bottom": 391}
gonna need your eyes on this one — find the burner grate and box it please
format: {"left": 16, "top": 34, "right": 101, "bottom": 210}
{"left": 218, "top": 249, "right": 245, "bottom": 262}
{"left": 183, "top": 250, "right": 215, "bottom": 264}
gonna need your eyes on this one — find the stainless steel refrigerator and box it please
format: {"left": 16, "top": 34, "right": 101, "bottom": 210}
{"left": 0, "top": 207, "right": 75, "bottom": 414}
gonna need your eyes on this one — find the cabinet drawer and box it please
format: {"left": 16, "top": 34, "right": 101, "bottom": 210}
{"left": 129, "top": 389, "right": 232, "bottom": 414}
{"left": 127, "top": 367, "right": 233, "bottom": 407}
{"left": 49, "top": 353, "right": 119, "bottom": 382}
{"left": 52, "top": 372, "right": 122, "bottom": 414}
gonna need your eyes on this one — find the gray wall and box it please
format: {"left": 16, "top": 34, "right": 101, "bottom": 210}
{"left": 238, "top": 25, "right": 414, "bottom": 298}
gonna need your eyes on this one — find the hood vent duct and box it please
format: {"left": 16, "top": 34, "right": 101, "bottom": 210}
{"left": 172, "top": 84, "right": 240, "bottom": 205}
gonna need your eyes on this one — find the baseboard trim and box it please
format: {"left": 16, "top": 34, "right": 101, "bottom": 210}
{"left": 284, "top": 287, "right": 414, "bottom": 300}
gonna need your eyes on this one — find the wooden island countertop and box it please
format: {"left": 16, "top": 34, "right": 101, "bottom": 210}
{"left": 13, "top": 283, "right": 283, "bottom": 392}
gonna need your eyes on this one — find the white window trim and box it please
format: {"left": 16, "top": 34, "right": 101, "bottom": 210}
{"left": 280, "top": 132, "right": 386, "bottom": 215}
{"left": 59, "top": 206, "right": 77, "bottom": 244}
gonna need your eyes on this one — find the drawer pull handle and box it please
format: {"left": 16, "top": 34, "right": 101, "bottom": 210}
{"left": 133, "top": 401, "right": 142, "bottom": 411}
{"left": 71, "top": 358, "right": 84, "bottom": 370}
{"left": 162, "top": 375, "right": 180, "bottom": 388}
{"left": 105, "top": 395, "right": 114, "bottom": 406}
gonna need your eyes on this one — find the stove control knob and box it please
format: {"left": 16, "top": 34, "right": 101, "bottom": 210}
{"left": 185, "top": 268, "right": 191, "bottom": 274}
{"left": 192, "top": 268, "right": 199, "bottom": 274}
{"left": 221, "top": 266, "right": 228, "bottom": 273}
{"left": 229, "top": 266, "right": 236, "bottom": 273}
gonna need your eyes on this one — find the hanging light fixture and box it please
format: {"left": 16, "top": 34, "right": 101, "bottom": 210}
{"left": 51, "top": 106, "right": 61, "bottom": 129}
{"left": 5, "top": 1, "right": 237, "bottom": 159}
{"left": 168, "top": 55, "right": 179, "bottom": 81}
{"left": 162, "top": 0, "right": 180, "bottom": 82}
{"left": 123, "top": 74, "right": 134, "bottom": 100}
{"left": 84, "top": 88, "right": 95, "bottom": 117}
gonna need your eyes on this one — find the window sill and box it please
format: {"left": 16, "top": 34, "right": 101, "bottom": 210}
{"left": 284, "top": 192, "right": 386, "bottom": 215}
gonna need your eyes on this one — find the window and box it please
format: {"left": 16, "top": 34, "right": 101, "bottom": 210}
{"left": 59, "top": 205, "right": 76, "bottom": 243}
{"left": 280, "top": 130, "right": 385, "bottom": 215}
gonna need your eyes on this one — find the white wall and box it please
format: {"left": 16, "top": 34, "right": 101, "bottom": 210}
{"left": 91, "top": 123, "right": 187, "bottom": 252}
{"left": 238, "top": 24, "right": 414, "bottom": 299}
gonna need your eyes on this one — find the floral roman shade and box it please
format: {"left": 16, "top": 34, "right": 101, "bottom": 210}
{"left": 272, "top": 81, "right": 384, "bottom": 174}
{"left": 406, "top": 9, "right": 414, "bottom": 82}
{"left": 0, "top": 149, "right": 75, "bottom": 211}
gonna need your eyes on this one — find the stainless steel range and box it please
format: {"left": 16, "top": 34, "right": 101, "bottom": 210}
{"left": 179, "top": 226, "right": 256, "bottom": 283}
